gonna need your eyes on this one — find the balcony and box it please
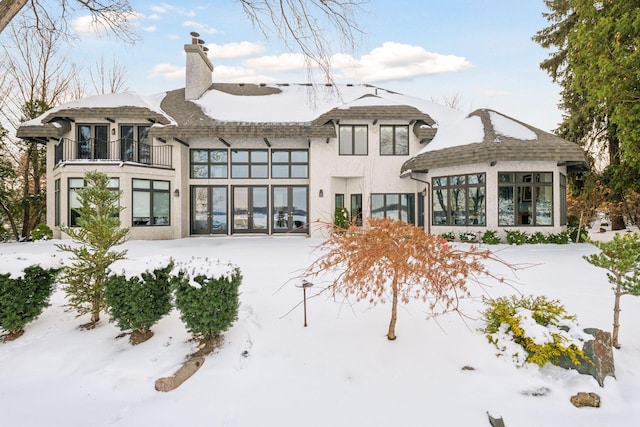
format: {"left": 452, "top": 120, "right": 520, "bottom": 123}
{"left": 54, "top": 138, "right": 172, "bottom": 168}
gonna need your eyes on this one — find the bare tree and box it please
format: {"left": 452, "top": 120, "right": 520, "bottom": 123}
{"left": 0, "top": 0, "right": 138, "bottom": 43}
{"left": 239, "top": 0, "right": 365, "bottom": 82}
{"left": 89, "top": 56, "right": 129, "bottom": 94}
{"left": 0, "top": 17, "right": 80, "bottom": 240}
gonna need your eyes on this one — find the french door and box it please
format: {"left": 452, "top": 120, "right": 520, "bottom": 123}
{"left": 232, "top": 186, "right": 268, "bottom": 233}
{"left": 272, "top": 186, "right": 308, "bottom": 233}
{"left": 191, "top": 186, "right": 228, "bottom": 234}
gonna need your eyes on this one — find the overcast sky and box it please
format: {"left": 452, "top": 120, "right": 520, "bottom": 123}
{"left": 67, "top": 0, "right": 561, "bottom": 132}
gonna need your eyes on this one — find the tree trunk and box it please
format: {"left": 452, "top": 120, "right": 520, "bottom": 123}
{"left": 612, "top": 284, "right": 622, "bottom": 349}
{"left": 0, "top": 0, "right": 28, "bottom": 34}
{"left": 387, "top": 279, "right": 398, "bottom": 341}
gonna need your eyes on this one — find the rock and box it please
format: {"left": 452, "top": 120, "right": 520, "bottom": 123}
{"left": 570, "top": 392, "right": 600, "bottom": 408}
{"left": 487, "top": 411, "right": 506, "bottom": 427}
{"left": 557, "top": 328, "right": 615, "bottom": 387}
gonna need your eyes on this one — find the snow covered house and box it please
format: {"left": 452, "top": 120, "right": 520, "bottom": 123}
{"left": 17, "top": 36, "right": 587, "bottom": 240}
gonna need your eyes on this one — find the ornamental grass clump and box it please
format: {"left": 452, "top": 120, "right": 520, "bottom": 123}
{"left": 0, "top": 265, "right": 59, "bottom": 341}
{"left": 482, "top": 295, "right": 590, "bottom": 367}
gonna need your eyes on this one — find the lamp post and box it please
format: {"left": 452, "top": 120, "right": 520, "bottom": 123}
{"left": 296, "top": 280, "right": 314, "bottom": 327}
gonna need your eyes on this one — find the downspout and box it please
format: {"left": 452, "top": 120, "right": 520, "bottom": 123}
{"left": 401, "top": 170, "right": 430, "bottom": 235}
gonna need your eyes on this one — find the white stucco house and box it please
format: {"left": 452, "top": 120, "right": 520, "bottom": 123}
{"left": 17, "top": 35, "right": 587, "bottom": 240}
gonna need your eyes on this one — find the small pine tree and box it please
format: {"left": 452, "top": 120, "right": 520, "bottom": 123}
{"left": 104, "top": 263, "right": 174, "bottom": 343}
{"left": 583, "top": 232, "right": 640, "bottom": 348}
{"left": 174, "top": 267, "right": 242, "bottom": 341}
{"left": 57, "top": 171, "right": 129, "bottom": 327}
{"left": 0, "top": 265, "right": 59, "bottom": 340}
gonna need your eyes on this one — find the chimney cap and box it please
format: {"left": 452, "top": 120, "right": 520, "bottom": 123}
{"left": 190, "top": 31, "right": 200, "bottom": 37}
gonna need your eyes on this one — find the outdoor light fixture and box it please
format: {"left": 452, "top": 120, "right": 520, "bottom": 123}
{"left": 174, "top": 189, "right": 180, "bottom": 197}
{"left": 318, "top": 189, "right": 324, "bottom": 197}
{"left": 296, "top": 280, "right": 314, "bottom": 327}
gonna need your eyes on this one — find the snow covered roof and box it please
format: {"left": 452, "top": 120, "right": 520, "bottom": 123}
{"left": 15, "top": 82, "right": 587, "bottom": 172}
{"left": 402, "top": 109, "right": 588, "bottom": 173}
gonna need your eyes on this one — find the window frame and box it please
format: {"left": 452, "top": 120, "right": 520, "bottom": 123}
{"left": 132, "top": 179, "right": 171, "bottom": 227}
{"left": 498, "top": 172, "right": 554, "bottom": 227}
{"left": 231, "top": 149, "right": 269, "bottom": 178}
{"left": 432, "top": 173, "right": 486, "bottom": 226}
{"left": 271, "top": 149, "right": 309, "bottom": 179}
{"left": 379, "top": 125, "right": 409, "bottom": 156}
{"left": 371, "top": 193, "right": 415, "bottom": 224}
{"left": 339, "top": 125, "right": 368, "bottom": 156}
{"left": 68, "top": 177, "right": 119, "bottom": 227}
{"left": 190, "top": 149, "right": 229, "bottom": 179}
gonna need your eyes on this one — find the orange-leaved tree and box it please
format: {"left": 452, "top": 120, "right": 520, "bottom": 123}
{"left": 305, "top": 218, "right": 514, "bottom": 340}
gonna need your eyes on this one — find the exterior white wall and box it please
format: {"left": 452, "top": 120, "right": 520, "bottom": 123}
{"left": 309, "top": 119, "right": 423, "bottom": 237}
{"left": 45, "top": 117, "right": 182, "bottom": 241}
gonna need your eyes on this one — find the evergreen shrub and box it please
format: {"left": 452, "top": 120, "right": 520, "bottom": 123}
{"left": 506, "top": 230, "right": 529, "bottom": 245}
{"left": 482, "top": 295, "right": 590, "bottom": 367}
{"left": 104, "top": 263, "right": 174, "bottom": 336}
{"left": 481, "top": 230, "right": 502, "bottom": 244}
{"left": 31, "top": 223, "right": 53, "bottom": 241}
{"left": 333, "top": 207, "right": 351, "bottom": 232}
{"left": 174, "top": 267, "right": 242, "bottom": 339}
{"left": 0, "top": 266, "right": 59, "bottom": 337}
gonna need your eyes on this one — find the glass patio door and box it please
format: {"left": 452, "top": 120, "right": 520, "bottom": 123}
{"left": 233, "top": 186, "right": 268, "bottom": 233}
{"left": 273, "top": 186, "right": 308, "bottom": 233}
{"left": 191, "top": 186, "right": 228, "bottom": 234}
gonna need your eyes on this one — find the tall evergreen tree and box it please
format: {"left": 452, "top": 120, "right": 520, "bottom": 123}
{"left": 56, "top": 171, "right": 129, "bottom": 327}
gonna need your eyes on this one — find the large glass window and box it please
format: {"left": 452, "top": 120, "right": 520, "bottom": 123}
{"left": 371, "top": 193, "right": 415, "bottom": 224}
{"left": 498, "top": 172, "right": 553, "bottom": 226}
{"left": 231, "top": 150, "right": 268, "bottom": 178}
{"left": 271, "top": 150, "right": 309, "bottom": 178}
{"left": 350, "top": 193, "right": 363, "bottom": 226}
{"left": 132, "top": 179, "right": 170, "bottom": 226}
{"left": 68, "top": 177, "right": 119, "bottom": 227}
{"left": 339, "top": 125, "right": 368, "bottom": 155}
{"left": 380, "top": 125, "right": 409, "bottom": 155}
{"left": 121, "top": 125, "right": 151, "bottom": 164}
{"left": 432, "top": 173, "right": 486, "bottom": 226}
{"left": 77, "top": 124, "right": 109, "bottom": 160}
{"left": 191, "top": 149, "right": 228, "bottom": 179}
{"left": 560, "top": 173, "right": 567, "bottom": 226}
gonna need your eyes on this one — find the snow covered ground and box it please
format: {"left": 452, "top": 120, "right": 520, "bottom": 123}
{"left": 1, "top": 230, "right": 639, "bottom": 427}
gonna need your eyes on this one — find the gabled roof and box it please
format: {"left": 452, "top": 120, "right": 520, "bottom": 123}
{"left": 402, "top": 109, "right": 588, "bottom": 173}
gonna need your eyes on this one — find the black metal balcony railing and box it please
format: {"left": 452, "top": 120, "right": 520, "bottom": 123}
{"left": 54, "top": 138, "right": 172, "bottom": 168}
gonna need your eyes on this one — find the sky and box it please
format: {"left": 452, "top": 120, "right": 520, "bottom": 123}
{"left": 59, "top": 1, "right": 561, "bottom": 132}
{"left": 1, "top": 227, "right": 639, "bottom": 426}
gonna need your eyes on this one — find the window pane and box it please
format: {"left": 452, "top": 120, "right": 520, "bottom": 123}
{"left": 232, "top": 150, "right": 248, "bottom": 162}
{"left": 535, "top": 186, "right": 553, "bottom": 225}
{"left": 433, "top": 189, "right": 448, "bottom": 225}
{"left": 272, "top": 151, "right": 289, "bottom": 162}
{"left": 291, "top": 165, "right": 308, "bottom": 178}
{"left": 380, "top": 127, "right": 394, "bottom": 155}
{"left": 451, "top": 188, "right": 466, "bottom": 224}
{"left": 153, "top": 192, "right": 170, "bottom": 225}
{"left": 354, "top": 126, "right": 368, "bottom": 155}
{"left": 192, "top": 150, "right": 208, "bottom": 162}
{"left": 251, "top": 164, "right": 268, "bottom": 178}
{"left": 69, "top": 178, "right": 85, "bottom": 187}
{"left": 232, "top": 165, "right": 249, "bottom": 178}
{"left": 212, "top": 187, "right": 227, "bottom": 231}
{"left": 211, "top": 150, "right": 227, "bottom": 163}
{"left": 252, "top": 150, "right": 268, "bottom": 163}
{"left": 272, "top": 165, "right": 289, "bottom": 178}
{"left": 499, "top": 173, "right": 513, "bottom": 183}
{"left": 210, "top": 165, "right": 227, "bottom": 178}
{"left": 371, "top": 194, "right": 385, "bottom": 219}
{"left": 468, "top": 187, "right": 486, "bottom": 225}
{"left": 396, "top": 127, "right": 408, "bottom": 155}
{"left": 291, "top": 150, "right": 308, "bottom": 163}
{"left": 133, "top": 179, "right": 150, "bottom": 189}
{"left": 154, "top": 181, "right": 170, "bottom": 190}
{"left": 192, "top": 165, "right": 208, "bottom": 178}
{"left": 339, "top": 127, "right": 353, "bottom": 155}
{"left": 517, "top": 186, "right": 533, "bottom": 225}
{"left": 133, "top": 192, "right": 150, "bottom": 225}
{"left": 498, "top": 186, "right": 514, "bottom": 226}
{"left": 433, "top": 177, "right": 447, "bottom": 187}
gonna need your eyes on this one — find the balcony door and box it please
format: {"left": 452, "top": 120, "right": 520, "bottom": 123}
{"left": 77, "top": 124, "right": 108, "bottom": 160}
{"left": 232, "top": 186, "right": 268, "bottom": 233}
{"left": 272, "top": 186, "right": 308, "bottom": 233}
{"left": 191, "top": 186, "right": 228, "bottom": 234}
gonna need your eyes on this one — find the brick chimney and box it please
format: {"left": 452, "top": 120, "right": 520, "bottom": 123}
{"left": 184, "top": 32, "right": 214, "bottom": 100}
